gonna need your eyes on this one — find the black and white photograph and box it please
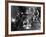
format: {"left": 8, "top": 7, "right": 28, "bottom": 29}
{"left": 11, "top": 6, "right": 41, "bottom": 31}
{"left": 8, "top": 2, "right": 44, "bottom": 35}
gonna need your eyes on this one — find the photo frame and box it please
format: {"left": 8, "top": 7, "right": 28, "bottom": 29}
{"left": 5, "top": 1, "right": 45, "bottom": 36}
